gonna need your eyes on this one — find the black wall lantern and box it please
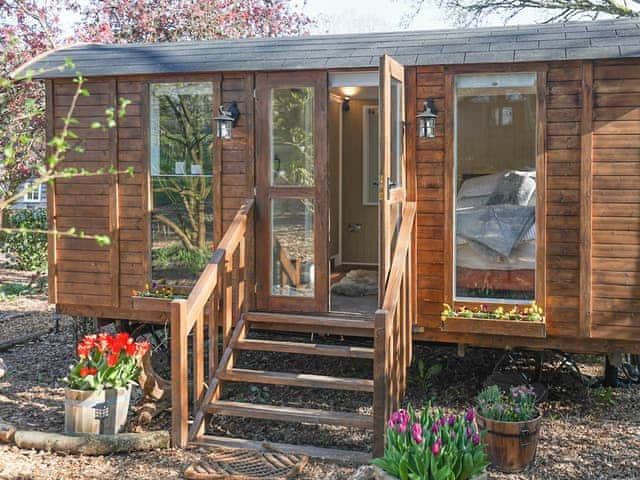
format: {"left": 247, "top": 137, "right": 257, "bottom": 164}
{"left": 417, "top": 98, "right": 438, "bottom": 139}
{"left": 214, "top": 101, "right": 240, "bottom": 139}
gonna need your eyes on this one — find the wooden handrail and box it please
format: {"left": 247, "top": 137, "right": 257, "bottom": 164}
{"left": 373, "top": 201, "right": 416, "bottom": 458}
{"left": 173, "top": 199, "right": 255, "bottom": 332}
{"left": 379, "top": 202, "right": 417, "bottom": 316}
{"left": 171, "top": 198, "right": 254, "bottom": 448}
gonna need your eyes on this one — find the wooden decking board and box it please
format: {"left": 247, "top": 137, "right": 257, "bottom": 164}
{"left": 244, "top": 312, "right": 374, "bottom": 330}
{"left": 218, "top": 368, "right": 374, "bottom": 392}
{"left": 206, "top": 400, "right": 374, "bottom": 429}
{"left": 190, "top": 435, "right": 371, "bottom": 463}
{"left": 234, "top": 338, "right": 375, "bottom": 359}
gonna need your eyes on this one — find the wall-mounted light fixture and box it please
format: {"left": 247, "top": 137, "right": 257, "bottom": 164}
{"left": 214, "top": 101, "right": 240, "bottom": 139}
{"left": 416, "top": 98, "right": 438, "bottom": 139}
{"left": 342, "top": 96, "right": 351, "bottom": 112}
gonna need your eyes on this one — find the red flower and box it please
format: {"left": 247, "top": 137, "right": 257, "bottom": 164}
{"left": 125, "top": 342, "right": 136, "bottom": 356}
{"left": 82, "top": 335, "right": 97, "bottom": 349}
{"left": 79, "top": 367, "right": 90, "bottom": 377}
{"left": 77, "top": 344, "right": 90, "bottom": 359}
{"left": 107, "top": 353, "right": 119, "bottom": 367}
{"left": 134, "top": 341, "right": 150, "bottom": 358}
{"left": 111, "top": 332, "right": 132, "bottom": 353}
{"left": 96, "top": 333, "right": 111, "bottom": 352}
{"left": 89, "top": 367, "right": 97, "bottom": 376}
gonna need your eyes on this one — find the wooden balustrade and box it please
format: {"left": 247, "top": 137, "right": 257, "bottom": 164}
{"left": 170, "top": 199, "right": 255, "bottom": 448}
{"left": 373, "top": 201, "right": 416, "bottom": 457}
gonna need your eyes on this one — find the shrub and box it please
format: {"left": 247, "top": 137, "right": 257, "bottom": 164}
{"left": 373, "top": 405, "right": 488, "bottom": 480}
{"left": 476, "top": 385, "right": 538, "bottom": 422}
{"left": 1, "top": 208, "right": 48, "bottom": 272}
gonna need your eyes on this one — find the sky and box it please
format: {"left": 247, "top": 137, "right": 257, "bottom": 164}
{"left": 303, "top": 0, "right": 544, "bottom": 34}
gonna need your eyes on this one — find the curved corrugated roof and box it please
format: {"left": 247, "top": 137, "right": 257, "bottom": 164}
{"left": 16, "top": 18, "right": 640, "bottom": 79}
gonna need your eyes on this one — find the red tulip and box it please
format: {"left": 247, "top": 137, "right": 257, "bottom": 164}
{"left": 79, "top": 367, "right": 90, "bottom": 377}
{"left": 107, "top": 353, "right": 119, "bottom": 367}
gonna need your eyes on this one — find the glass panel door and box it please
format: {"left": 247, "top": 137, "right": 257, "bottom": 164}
{"left": 379, "top": 55, "right": 406, "bottom": 303}
{"left": 256, "top": 72, "right": 328, "bottom": 312}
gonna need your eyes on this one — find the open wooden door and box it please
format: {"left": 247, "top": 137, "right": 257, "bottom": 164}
{"left": 379, "top": 55, "right": 407, "bottom": 305}
{"left": 255, "top": 72, "right": 329, "bottom": 313}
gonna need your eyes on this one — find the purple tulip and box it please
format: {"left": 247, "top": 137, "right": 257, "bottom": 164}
{"left": 465, "top": 408, "right": 475, "bottom": 423}
{"left": 412, "top": 423, "right": 423, "bottom": 444}
{"left": 390, "top": 411, "right": 401, "bottom": 425}
{"left": 398, "top": 422, "right": 407, "bottom": 434}
{"left": 431, "top": 440, "right": 441, "bottom": 456}
{"left": 472, "top": 433, "right": 480, "bottom": 445}
{"left": 466, "top": 426, "right": 472, "bottom": 438}
{"left": 447, "top": 414, "right": 456, "bottom": 427}
{"left": 431, "top": 423, "right": 439, "bottom": 434}
{"left": 451, "top": 430, "right": 456, "bottom": 440}
{"left": 388, "top": 419, "right": 395, "bottom": 429}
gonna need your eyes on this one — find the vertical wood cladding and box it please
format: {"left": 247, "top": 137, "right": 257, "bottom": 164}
{"left": 53, "top": 78, "right": 119, "bottom": 307}
{"left": 591, "top": 60, "right": 640, "bottom": 341}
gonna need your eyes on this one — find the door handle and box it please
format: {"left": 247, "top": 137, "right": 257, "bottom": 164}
{"left": 387, "top": 177, "right": 397, "bottom": 190}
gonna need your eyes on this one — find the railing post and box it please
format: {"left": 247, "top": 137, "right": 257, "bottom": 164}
{"left": 373, "top": 309, "right": 388, "bottom": 458}
{"left": 170, "top": 299, "right": 188, "bottom": 448}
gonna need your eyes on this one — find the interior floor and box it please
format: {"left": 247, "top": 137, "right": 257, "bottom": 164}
{"left": 330, "top": 266, "right": 378, "bottom": 314}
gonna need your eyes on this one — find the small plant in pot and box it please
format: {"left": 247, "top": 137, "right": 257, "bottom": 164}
{"left": 476, "top": 385, "right": 541, "bottom": 472}
{"left": 373, "top": 405, "right": 489, "bottom": 480}
{"left": 64, "top": 332, "right": 150, "bottom": 435}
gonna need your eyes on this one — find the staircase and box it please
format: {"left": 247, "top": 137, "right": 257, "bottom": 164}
{"left": 189, "top": 312, "right": 376, "bottom": 450}
{"left": 168, "top": 199, "right": 416, "bottom": 459}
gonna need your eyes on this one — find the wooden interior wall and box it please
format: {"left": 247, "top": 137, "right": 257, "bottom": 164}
{"left": 52, "top": 78, "right": 119, "bottom": 308}
{"left": 591, "top": 60, "right": 640, "bottom": 341}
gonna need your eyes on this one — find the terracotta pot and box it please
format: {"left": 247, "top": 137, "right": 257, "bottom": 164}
{"left": 476, "top": 413, "right": 541, "bottom": 473}
{"left": 64, "top": 385, "right": 132, "bottom": 435}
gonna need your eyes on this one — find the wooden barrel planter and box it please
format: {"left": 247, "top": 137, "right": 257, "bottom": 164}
{"left": 476, "top": 413, "right": 541, "bottom": 472}
{"left": 64, "top": 385, "right": 132, "bottom": 435}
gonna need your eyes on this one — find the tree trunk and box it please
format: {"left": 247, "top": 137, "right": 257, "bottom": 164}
{"left": 13, "top": 430, "right": 169, "bottom": 455}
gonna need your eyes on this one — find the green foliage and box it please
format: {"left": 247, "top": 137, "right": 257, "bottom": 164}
{"left": 593, "top": 386, "right": 616, "bottom": 407}
{"left": 476, "top": 385, "right": 538, "bottom": 422}
{"left": 1, "top": 208, "right": 48, "bottom": 271}
{"left": 152, "top": 243, "right": 209, "bottom": 275}
{"left": 0, "top": 282, "right": 36, "bottom": 300}
{"left": 373, "top": 405, "right": 488, "bottom": 480}
{"left": 411, "top": 358, "right": 443, "bottom": 387}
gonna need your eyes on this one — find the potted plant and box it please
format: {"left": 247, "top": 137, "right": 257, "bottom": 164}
{"left": 476, "top": 385, "right": 541, "bottom": 472}
{"left": 131, "top": 282, "right": 187, "bottom": 312}
{"left": 64, "top": 332, "right": 150, "bottom": 434}
{"left": 373, "top": 405, "right": 489, "bottom": 480}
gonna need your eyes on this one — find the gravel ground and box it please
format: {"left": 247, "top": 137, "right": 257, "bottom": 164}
{"left": 0, "top": 268, "right": 639, "bottom": 479}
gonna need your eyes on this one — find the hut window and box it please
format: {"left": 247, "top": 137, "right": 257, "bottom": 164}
{"left": 454, "top": 73, "right": 537, "bottom": 302}
{"left": 149, "top": 83, "right": 214, "bottom": 287}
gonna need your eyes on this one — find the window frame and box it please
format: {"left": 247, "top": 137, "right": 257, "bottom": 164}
{"left": 23, "top": 181, "right": 42, "bottom": 203}
{"left": 444, "top": 66, "right": 547, "bottom": 311}
{"left": 362, "top": 104, "right": 379, "bottom": 206}
{"left": 145, "top": 75, "right": 222, "bottom": 288}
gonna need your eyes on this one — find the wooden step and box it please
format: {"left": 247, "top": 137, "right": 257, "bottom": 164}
{"left": 218, "top": 368, "right": 374, "bottom": 392}
{"left": 234, "top": 338, "right": 375, "bottom": 359}
{"left": 206, "top": 400, "right": 373, "bottom": 429}
{"left": 244, "top": 312, "right": 374, "bottom": 330}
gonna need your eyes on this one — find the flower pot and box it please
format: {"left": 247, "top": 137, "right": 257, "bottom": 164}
{"left": 64, "top": 385, "right": 132, "bottom": 435}
{"left": 371, "top": 466, "right": 487, "bottom": 480}
{"left": 476, "top": 413, "right": 541, "bottom": 472}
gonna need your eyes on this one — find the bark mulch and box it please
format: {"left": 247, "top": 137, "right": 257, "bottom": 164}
{"left": 0, "top": 268, "right": 638, "bottom": 479}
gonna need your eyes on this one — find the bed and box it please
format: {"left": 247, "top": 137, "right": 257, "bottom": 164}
{"left": 455, "top": 170, "right": 536, "bottom": 297}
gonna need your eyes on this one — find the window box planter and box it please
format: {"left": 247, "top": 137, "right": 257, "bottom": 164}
{"left": 476, "top": 413, "right": 542, "bottom": 473}
{"left": 441, "top": 315, "right": 546, "bottom": 338}
{"left": 132, "top": 295, "right": 174, "bottom": 313}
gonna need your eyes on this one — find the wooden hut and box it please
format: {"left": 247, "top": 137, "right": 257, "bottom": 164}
{"left": 19, "top": 17, "right": 640, "bottom": 456}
